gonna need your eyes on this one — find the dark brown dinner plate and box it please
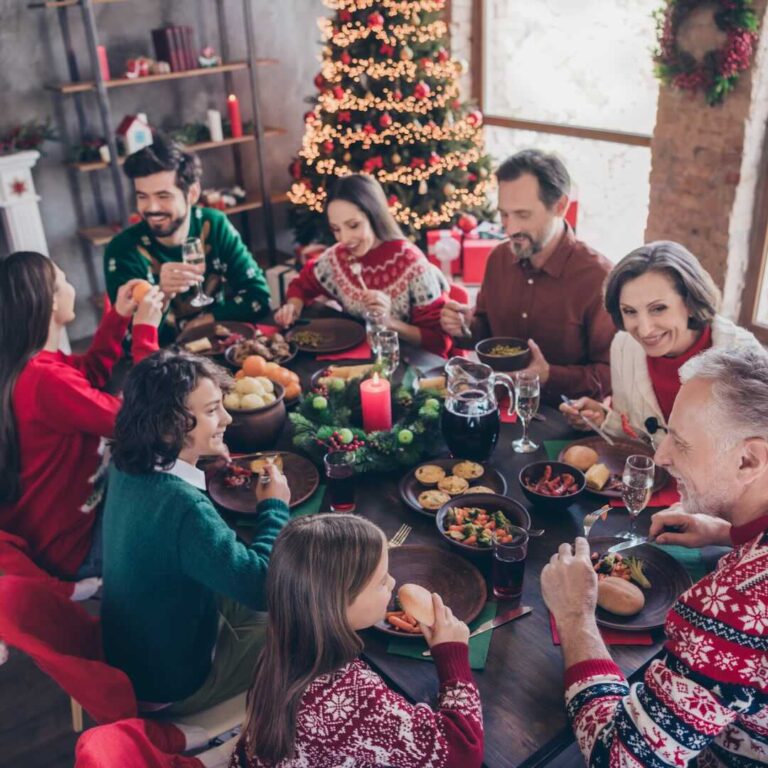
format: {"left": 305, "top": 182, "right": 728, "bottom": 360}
{"left": 399, "top": 458, "right": 508, "bottom": 517}
{"left": 176, "top": 321, "right": 255, "bottom": 357}
{"left": 286, "top": 318, "right": 366, "bottom": 354}
{"left": 373, "top": 544, "right": 487, "bottom": 638}
{"left": 208, "top": 451, "right": 319, "bottom": 512}
{"left": 588, "top": 536, "right": 692, "bottom": 631}
{"left": 558, "top": 437, "right": 670, "bottom": 499}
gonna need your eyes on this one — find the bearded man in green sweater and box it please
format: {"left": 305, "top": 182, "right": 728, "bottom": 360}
{"left": 104, "top": 135, "right": 272, "bottom": 345}
{"left": 102, "top": 350, "right": 290, "bottom": 714}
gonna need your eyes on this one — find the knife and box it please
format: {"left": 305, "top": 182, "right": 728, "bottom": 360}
{"left": 559, "top": 395, "right": 616, "bottom": 446}
{"left": 606, "top": 524, "right": 683, "bottom": 555}
{"left": 421, "top": 605, "right": 532, "bottom": 656}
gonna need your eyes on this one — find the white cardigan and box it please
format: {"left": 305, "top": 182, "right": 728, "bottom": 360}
{"left": 603, "top": 315, "right": 763, "bottom": 447}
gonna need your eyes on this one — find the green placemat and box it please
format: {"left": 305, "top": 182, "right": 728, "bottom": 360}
{"left": 543, "top": 441, "right": 707, "bottom": 582}
{"left": 386, "top": 601, "right": 498, "bottom": 670}
{"left": 236, "top": 485, "right": 326, "bottom": 526}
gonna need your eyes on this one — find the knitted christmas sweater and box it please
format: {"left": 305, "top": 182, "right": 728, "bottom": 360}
{"left": 104, "top": 206, "right": 271, "bottom": 343}
{"left": 566, "top": 515, "right": 768, "bottom": 767}
{"left": 285, "top": 240, "right": 452, "bottom": 357}
{"left": 230, "top": 642, "right": 483, "bottom": 768}
{"left": 0, "top": 309, "right": 157, "bottom": 578}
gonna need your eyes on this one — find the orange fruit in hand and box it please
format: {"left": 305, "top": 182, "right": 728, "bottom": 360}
{"left": 243, "top": 355, "right": 267, "bottom": 377}
{"left": 131, "top": 280, "right": 153, "bottom": 303}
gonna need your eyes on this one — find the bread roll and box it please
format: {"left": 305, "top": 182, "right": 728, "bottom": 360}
{"left": 585, "top": 462, "right": 610, "bottom": 491}
{"left": 418, "top": 375, "right": 447, "bottom": 392}
{"left": 184, "top": 337, "right": 212, "bottom": 353}
{"left": 597, "top": 576, "right": 645, "bottom": 616}
{"left": 398, "top": 583, "right": 435, "bottom": 625}
{"left": 563, "top": 445, "right": 599, "bottom": 471}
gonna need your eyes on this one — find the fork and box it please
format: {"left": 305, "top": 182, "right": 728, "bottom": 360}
{"left": 388, "top": 524, "right": 412, "bottom": 549}
{"left": 581, "top": 504, "right": 610, "bottom": 538}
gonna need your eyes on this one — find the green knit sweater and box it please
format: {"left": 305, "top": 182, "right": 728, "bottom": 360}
{"left": 101, "top": 466, "right": 288, "bottom": 703}
{"left": 104, "top": 206, "right": 272, "bottom": 343}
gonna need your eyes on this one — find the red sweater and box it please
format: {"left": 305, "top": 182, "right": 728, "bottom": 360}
{"left": 230, "top": 642, "right": 484, "bottom": 768}
{"left": 286, "top": 240, "right": 452, "bottom": 357}
{"left": 0, "top": 309, "right": 157, "bottom": 578}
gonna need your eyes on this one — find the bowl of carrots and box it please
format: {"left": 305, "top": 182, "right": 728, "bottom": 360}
{"left": 435, "top": 493, "right": 531, "bottom": 556}
{"left": 518, "top": 460, "right": 585, "bottom": 513}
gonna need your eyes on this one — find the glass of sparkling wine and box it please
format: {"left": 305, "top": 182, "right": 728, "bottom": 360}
{"left": 376, "top": 330, "right": 400, "bottom": 377}
{"left": 364, "top": 308, "right": 386, "bottom": 358}
{"left": 620, "top": 454, "right": 655, "bottom": 540}
{"left": 512, "top": 372, "right": 540, "bottom": 453}
{"left": 182, "top": 236, "right": 213, "bottom": 308}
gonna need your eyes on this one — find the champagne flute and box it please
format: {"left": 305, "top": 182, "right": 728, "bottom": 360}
{"left": 620, "top": 455, "right": 655, "bottom": 540}
{"left": 182, "top": 237, "right": 213, "bottom": 308}
{"left": 364, "top": 308, "right": 386, "bottom": 358}
{"left": 376, "top": 330, "right": 400, "bottom": 377}
{"left": 512, "top": 372, "right": 540, "bottom": 453}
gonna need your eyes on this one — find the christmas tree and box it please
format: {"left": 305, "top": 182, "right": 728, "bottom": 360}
{"left": 288, "top": 0, "right": 494, "bottom": 246}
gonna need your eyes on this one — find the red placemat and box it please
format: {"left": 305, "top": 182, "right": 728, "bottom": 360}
{"left": 498, "top": 396, "right": 518, "bottom": 424}
{"left": 609, "top": 480, "right": 680, "bottom": 509}
{"left": 316, "top": 340, "right": 372, "bottom": 361}
{"left": 549, "top": 613, "right": 653, "bottom": 646}
{"left": 252, "top": 323, "right": 279, "bottom": 336}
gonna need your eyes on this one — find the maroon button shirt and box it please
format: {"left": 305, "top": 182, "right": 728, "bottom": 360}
{"left": 472, "top": 224, "right": 615, "bottom": 404}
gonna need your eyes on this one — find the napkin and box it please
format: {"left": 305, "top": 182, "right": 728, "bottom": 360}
{"left": 498, "top": 396, "right": 518, "bottom": 424}
{"left": 316, "top": 340, "right": 373, "bottom": 361}
{"left": 253, "top": 323, "right": 280, "bottom": 336}
{"left": 386, "top": 601, "right": 497, "bottom": 670}
{"left": 549, "top": 612, "right": 653, "bottom": 646}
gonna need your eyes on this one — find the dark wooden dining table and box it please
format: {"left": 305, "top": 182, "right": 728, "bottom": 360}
{"left": 252, "top": 318, "right": 678, "bottom": 768}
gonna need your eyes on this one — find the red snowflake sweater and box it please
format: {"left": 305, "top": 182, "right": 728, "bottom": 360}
{"left": 0, "top": 309, "right": 157, "bottom": 578}
{"left": 565, "top": 515, "right": 768, "bottom": 767}
{"left": 285, "top": 240, "right": 452, "bottom": 357}
{"left": 230, "top": 642, "right": 483, "bottom": 768}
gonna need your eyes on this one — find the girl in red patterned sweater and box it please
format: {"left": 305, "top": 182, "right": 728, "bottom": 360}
{"left": 0, "top": 251, "right": 163, "bottom": 584}
{"left": 275, "top": 174, "right": 452, "bottom": 357}
{"left": 231, "top": 514, "right": 484, "bottom": 768}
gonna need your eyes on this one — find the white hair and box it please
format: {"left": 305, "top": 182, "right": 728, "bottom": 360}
{"left": 680, "top": 346, "right": 768, "bottom": 442}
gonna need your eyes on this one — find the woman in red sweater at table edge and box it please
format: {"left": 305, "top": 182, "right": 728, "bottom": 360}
{"left": 231, "top": 514, "right": 483, "bottom": 768}
{"left": 274, "top": 173, "right": 452, "bottom": 357}
{"left": 0, "top": 251, "right": 163, "bottom": 582}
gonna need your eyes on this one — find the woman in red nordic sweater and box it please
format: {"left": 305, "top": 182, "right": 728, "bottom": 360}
{"left": 0, "top": 251, "right": 163, "bottom": 581}
{"left": 230, "top": 514, "right": 484, "bottom": 768}
{"left": 275, "top": 174, "right": 452, "bottom": 357}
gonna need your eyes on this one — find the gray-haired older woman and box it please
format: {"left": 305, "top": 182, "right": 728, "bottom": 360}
{"left": 560, "top": 240, "right": 762, "bottom": 445}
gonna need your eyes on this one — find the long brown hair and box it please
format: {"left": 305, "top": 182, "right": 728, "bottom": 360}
{"left": 327, "top": 173, "right": 405, "bottom": 242}
{"left": 0, "top": 252, "right": 57, "bottom": 502}
{"left": 242, "top": 514, "right": 385, "bottom": 763}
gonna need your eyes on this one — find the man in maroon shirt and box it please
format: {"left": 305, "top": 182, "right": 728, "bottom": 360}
{"left": 441, "top": 150, "right": 615, "bottom": 404}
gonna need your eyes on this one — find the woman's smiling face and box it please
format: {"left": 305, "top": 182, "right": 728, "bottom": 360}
{"left": 619, "top": 270, "right": 699, "bottom": 357}
{"left": 327, "top": 199, "right": 380, "bottom": 258}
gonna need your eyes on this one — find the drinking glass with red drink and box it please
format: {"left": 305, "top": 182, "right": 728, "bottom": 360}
{"left": 491, "top": 526, "right": 529, "bottom": 603}
{"left": 324, "top": 451, "right": 356, "bottom": 513}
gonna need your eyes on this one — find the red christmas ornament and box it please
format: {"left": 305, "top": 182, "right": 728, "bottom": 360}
{"left": 387, "top": 194, "right": 398, "bottom": 206}
{"left": 437, "top": 47, "right": 449, "bottom": 63}
{"left": 393, "top": 88, "right": 403, "bottom": 101}
{"left": 413, "top": 81, "right": 431, "bottom": 100}
{"left": 380, "top": 43, "right": 395, "bottom": 56}
{"left": 367, "top": 11, "right": 384, "bottom": 28}
{"left": 332, "top": 86, "right": 345, "bottom": 100}
{"left": 363, "top": 123, "right": 377, "bottom": 135}
{"left": 428, "top": 152, "right": 441, "bottom": 166}
{"left": 457, "top": 213, "right": 478, "bottom": 233}
{"left": 338, "top": 111, "right": 352, "bottom": 123}
{"left": 314, "top": 73, "right": 326, "bottom": 90}
{"left": 419, "top": 57, "right": 431, "bottom": 69}
{"left": 303, "top": 110, "right": 317, "bottom": 122}
{"left": 339, "top": 9, "right": 352, "bottom": 22}
{"left": 451, "top": 98, "right": 461, "bottom": 110}
{"left": 409, "top": 157, "right": 426, "bottom": 169}
{"left": 466, "top": 109, "right": 483, "bottom": 127}
{"left": 290, "top": 159, "right": 302, "bottom": 180}
{"left": 322, "top": 140, "right": 335, "bottom": 153}
{"left": 468, "top": 172, "right": 478, "bottom": 182}
{"left": 341, "top": 51, "right": 352, "bottom": 66}
{"left": 378, "top": 112, "right": 393, "bottom": 128}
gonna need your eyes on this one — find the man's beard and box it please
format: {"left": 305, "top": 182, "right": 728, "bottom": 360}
{"left": 510, "top": 233, "right": 541, "bottom": 262}
{"left": 143, "top": 208, "right": 187, "bottom": 238}
{"left": 677, "top": 477, "right": 732, "bottom": 519}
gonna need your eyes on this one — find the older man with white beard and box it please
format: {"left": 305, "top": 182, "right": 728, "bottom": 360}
{"left": 542, "top": 346, "right": 768, "bottom": 768}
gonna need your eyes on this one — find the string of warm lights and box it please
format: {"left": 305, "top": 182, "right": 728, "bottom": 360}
{"left": 318, "top": 17, "right": 448, "bottom": 47}
{"left": 316, "top": 85, "right": 459, "bottom": 116}
{"left": 320, "top": 57, "right": 456, "bottom": 83}
{"left": 325, "top": 0, "right": 446, "bottom": 12}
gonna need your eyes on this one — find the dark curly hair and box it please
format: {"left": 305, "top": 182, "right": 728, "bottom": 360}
{"left": 113, "top": 350, "right": 232, "bottom": 475}
{"left": 122, "top": 133, "right": 202, "bottom": 195}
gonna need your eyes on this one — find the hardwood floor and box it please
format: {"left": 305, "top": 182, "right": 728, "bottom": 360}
{"left": 0, "top": 648, "right": 80, "bottom": 768}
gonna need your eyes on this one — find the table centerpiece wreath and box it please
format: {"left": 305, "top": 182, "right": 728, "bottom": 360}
{"left": 289, "top": 366, "right": 445, "bottom": 473}
{"left": 653, "top": 0, "right": 759, "bottom": 106}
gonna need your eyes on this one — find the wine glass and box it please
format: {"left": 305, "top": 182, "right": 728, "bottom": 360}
{"left": 512, "top": 372, "right": 540, "bottom": 453}
{"left": 364, "top": 308, "right": 386, "bottom": 358}
{"left": 619, "top": 454, "right": 655, "bottom": 540}
{"left": 376, "top": 330, "right": 400, "bottom": 377}
{"left": 182, "top": 237, "right": 213, "bottom": 308}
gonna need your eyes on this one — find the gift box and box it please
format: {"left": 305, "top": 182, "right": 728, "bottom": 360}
{"left": 426, "top": 229, "right": 462, "bottom": 276}
{"left": 463, "top": 238, "right": 499, "bottom": 284}
{"left": 266, "top": 263, "right": 299, "bottom": 309}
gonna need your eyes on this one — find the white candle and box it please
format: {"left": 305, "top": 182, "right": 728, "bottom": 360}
{"left": 207, "top": 109, "right": 224, "bottom": 142}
